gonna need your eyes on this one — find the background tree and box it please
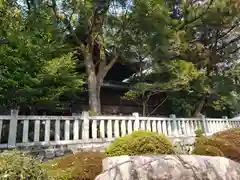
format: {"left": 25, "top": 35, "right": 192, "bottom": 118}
{"left": 124, "top": 0, "right": 240, "bottom": 117}
{"left": 123, "top": 60, "right": 203, "bottom": 116}
{"left": 176, "top": 0, "right": 240, "bottom": 116}
{"left": 0, "top": 1, "right": 84, "bottom": 112}
{"left": 41, "top": 0, "right": 130, "bottom": 114}
{"left": 45, "top": 0, "right": 172, "bottom": 114}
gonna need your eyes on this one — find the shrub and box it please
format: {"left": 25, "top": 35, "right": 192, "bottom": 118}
{"left": 195, "top": 129, "right": 204, "bottom": 138}
{"left": 0, "top": 150, "right": 48, "bottom": 180}
{"left": 213, "top": 128, "right": 240, "bottom": 149}
{"left": 42, "top": 152, "right": 104, "bottom": 180}
{"left": 192, "top": 137, "right": 240, "bottom": 163}
{"left": 105, "top": 130, "right": 174, "bottom": 156}
{"left": 192, "top": 145, "right": 224, "bottom": 156}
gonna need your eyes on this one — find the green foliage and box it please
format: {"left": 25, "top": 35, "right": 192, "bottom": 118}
{"left": 195, "top": 129, "right": 204, "bottom": 138}
{"left": 105, "top": 130, "right": 174, "bottom": 156}
{"left": 0, "top": 150, "right": 49, "bottom": 180}
{"left": 164, "top": 60, "right": 202, "bottom": 89}
{"left": 167, "top": 92, "right": 197, "bottom": 116}
{"left": 211, "top": 65, "right": 240, "bottom": 113}
{"left": 120, "top": 0, "right": 170, "bottom": 60}
{"left": 163, "top": 0, "right": 240, "bottom": 116}
{"left": 192, "top": 136, "right": 240, "bottom": 163}
{"left": 1, "top": 0, "right": 240, "bottom": 116}
{"left": 123, "top": 60, "right": 203, "bottom": 115}
{"left": 229, "top": 92, "right": 240, "bottom": 114}
{"left": 169, "top": 0, "right": 240, "bottom": 115}
{"left": 192, "top": 145, "right": 224, "bottom": 157}
{"left": 0, "top": 3, "right": 84, "bottom": 109}
{"left": 125, "top": 60, "right": 202, "bottom": 98}
{"left": 35, "top": 53, "right": 84, "bottom": 104}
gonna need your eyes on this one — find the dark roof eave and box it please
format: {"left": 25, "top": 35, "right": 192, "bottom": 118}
{"left": 83, "top": 81, "right": 131, "bottom": 90}
{"left": 102, "top": 82, "right": 130, "bottom": 90}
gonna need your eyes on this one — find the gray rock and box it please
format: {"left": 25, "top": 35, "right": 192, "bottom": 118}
{"left": 44, "top": 149, "right": 55, "bottom": 159}
{"left": 36, "top": 151, "right": 45, "bottom": 162}
{"left": 55, "top": 149, "right": 65, "bottom": 157}
{"left": 95, "top": 155, "right": 240, "bottom": 180}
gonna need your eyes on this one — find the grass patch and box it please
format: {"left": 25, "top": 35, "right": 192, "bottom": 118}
{"left": 42, "top": 152, "right": 105, "bottom": 180}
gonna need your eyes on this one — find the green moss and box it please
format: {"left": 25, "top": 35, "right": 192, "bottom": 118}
{"left": 193, "top": 136, "right": 240, "bottom": 163}
{"left": 213, "top": 128, "right": 240, "bottom": 149}
{"left": 42, "top": 152, "right": 105, "bottom": 180}
{"left": 192, "top": 144, "right": 224, "bottom": 156}
{"left": 105, "top": 130, "right": 174, "bottom": 157}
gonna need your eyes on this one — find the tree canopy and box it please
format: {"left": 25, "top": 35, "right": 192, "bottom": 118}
{"left": 0, "top": 1, "right": 84, "bottom": 111}
{"left": 0, "top": 0, "right": 239, "bottom": 116}
{"left": 124, "top": 0, "right": 240, "bottom": 116}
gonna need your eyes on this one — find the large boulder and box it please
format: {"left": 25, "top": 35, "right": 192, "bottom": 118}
{"left": 95, "top": 155, "right": 240, "bottom": 180}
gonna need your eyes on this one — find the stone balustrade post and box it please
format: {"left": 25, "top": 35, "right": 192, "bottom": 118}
{"left": 8, "top": 109, "right": 19, "bottom": 148}
{"left": 82, "top": 111, "right": 89, "bottom": 141}
{"left": 223, "top": 116, "right": 230, "bottom": 129}
{"left": 201, "top": 115, "right": 208, "bottom": 135}
{"left": 133, "top": 112, "right": 140, "bottom": 131}
{"left": 170, "top": 114, "right": 178, "bottom": 137}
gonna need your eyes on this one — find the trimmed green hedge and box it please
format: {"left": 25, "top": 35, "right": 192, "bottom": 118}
{"left": 105, "top": 130, "right": 174, "bottom": 156}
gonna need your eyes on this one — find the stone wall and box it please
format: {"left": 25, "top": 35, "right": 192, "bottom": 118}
{"left": 15, "top": 141, "right": 112, "bottom": 162}
{"left": 13, "top": 136, "right": 195, "bottom": 162}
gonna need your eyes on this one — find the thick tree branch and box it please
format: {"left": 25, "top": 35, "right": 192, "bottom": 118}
{"left": 94, "top": 0, "right": 131, "bottom": 82}
{"left": 218, "top": 35, "right": 240, "bottom": 50}
{"left": 96, "top": 51, "right": 119, "bottom": 85}
{"left": 230, "top": 46, "right": 240, "bottom": 55}
{"left": 147, "top": 96, "right": 168, "bottom": 117}
{"left": 25, "top": 0, "right": 31, "bottom": 11}
{"left": 107, "top": 52, "right": 119, "bottom": 69}
{"left": 144, "top": 91, "right": 160, "bottom": 104}
{"left": 219, "top": 22, "right": 240, "bottom": 39}
{"left": 94, "top": 0, "right": 132, "bottom": 82}
{"left": 50, "top": 0, "right": 57, "bottom": 15}
{"left": 193, "top": 94, "right": 206, "bottom": 117}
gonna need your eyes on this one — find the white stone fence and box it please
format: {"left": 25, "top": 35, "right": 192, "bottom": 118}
{"left": 0, "top": 110, "right": 240, "bottom": 149}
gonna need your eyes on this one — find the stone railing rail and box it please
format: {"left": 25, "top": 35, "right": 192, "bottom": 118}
{"left": 0, "top": 110, "right": 240, "bottom": 150}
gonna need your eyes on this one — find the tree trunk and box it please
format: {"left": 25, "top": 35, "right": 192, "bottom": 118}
{"left": 142, "top": 103, "right": 147, "bottom": 116}
{"left": 193, "top": 95, "right": 206, "bottom": 117}
{"left": 87, "top": 69, "right": 101, "bottom": 115}
{"left": 84, "top": 40, "right": 118, "bottom": 115}
{"left": 88, "top": 86, "right": 101, "bottom": 115}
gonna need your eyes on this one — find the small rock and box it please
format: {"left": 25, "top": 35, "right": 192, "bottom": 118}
{"left": 62, "top": 145, "right": 68, "bottom": 152}
{"left": 55, "top": 149, "right": 65, "bottom": 157}
{"left": 36, "top": 152, "right": 45, "bottom": 162}
{"left": 44, "top": 149, "right": 55, "bottom": 159}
